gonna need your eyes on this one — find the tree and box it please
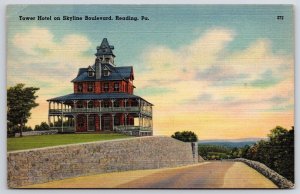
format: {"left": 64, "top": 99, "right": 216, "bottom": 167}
{"left": 243, "top": 126, "right": 294, "bottom": 182}
{"left": 7, "top": 84, "right": 39, "bottom": 137}
{"left": 171, "top": 131, "right": 198, "bottom": 142}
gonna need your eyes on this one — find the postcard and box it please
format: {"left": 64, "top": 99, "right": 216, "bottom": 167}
{"left": 6, "top": 4, "right": 294, "bottom": 189}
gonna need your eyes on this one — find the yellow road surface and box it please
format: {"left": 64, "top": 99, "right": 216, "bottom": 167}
{"left": 22, "top": 161, "right": 277, "bottom": 189}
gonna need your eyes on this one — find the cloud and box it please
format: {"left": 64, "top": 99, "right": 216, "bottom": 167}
{"left": 134, "top": 28, "right": 294, "bottom": 138}
{"left": 6, "top": 26, "right": 294, "bottom": 139}
{"left": 12, "top": 27, "right": 91, "bottom": 56}
{"left": 7, "top": 27, "right": 94, "bottom": 127}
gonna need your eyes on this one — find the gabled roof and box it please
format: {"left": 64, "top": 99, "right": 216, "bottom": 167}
{"left": 71, "top": 63, "right": 133, "bottom": 82}
{"left": 95, "top": 38, "right": 115, "bottom": 57}
{"left": 87, "top": 65, "right": 95, "bottom": 71}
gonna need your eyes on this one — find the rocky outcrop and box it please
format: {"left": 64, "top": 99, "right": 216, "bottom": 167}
{"left": 234, "top": 158, "right": 294, "bottom": 189}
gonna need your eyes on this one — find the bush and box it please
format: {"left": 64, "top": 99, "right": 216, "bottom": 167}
{"left": 34, "top": 122, "right": 50, "bottom": 131}
{"left": 171, "top": 131, "right": 198, "bottom": 142}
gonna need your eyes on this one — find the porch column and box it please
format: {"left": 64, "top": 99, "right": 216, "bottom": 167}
{"left": 138, "top": 99, "right": 141, "bottom": 110}
{"left": 112, "top": 114, "right": 115, "bottom": 131}
{"left": 111, "top": 99, "right": 115, "bottom": 111}
{"left": 73, "top": 100, "right": 77, "bottom": 109}
{"left": 73, "top": 114, "right": 77, "bottom": 131}
{"left": 61, "top": 101, "right": 64, "bottom": 133}
{"left": 124, "top": 99, "right": 128, "bottom": 108}
{"left": 86, "top": 100, "right": 89, "bottom": 112}
{"left": 98, "top": 114, "right": 102, "bottom": 131}
{"left": 86, "top": 114, "right": 89, "bottom": 131}
{"left": 61, "top": 115, "right": 64, "bottom": 133}
{"left": 98, "top": 100, "right": 102, "bottom": 112}
{"left": 48, "top": 114, "right": 50, "bottom": 127}
{"left": 48, "top": 116, "right": 51, "bottom": 128}
{"left": 124, "top": 113, "right": 128, "bottom": 130}
{"left": 139, "top": 113, "right": 141, "bottom": 127}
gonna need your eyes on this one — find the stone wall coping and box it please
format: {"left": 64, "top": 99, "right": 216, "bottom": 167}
{"left": 8, "top": 135, "right": 186, "bottom": 154}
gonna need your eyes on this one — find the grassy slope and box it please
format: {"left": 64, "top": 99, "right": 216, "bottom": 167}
{"left": 7, "top": 133, "right": 131, "bottom": 152}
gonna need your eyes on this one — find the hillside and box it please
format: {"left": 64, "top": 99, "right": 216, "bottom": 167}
{"left": 198, "top": 138, "right": 267, "bottom": 148}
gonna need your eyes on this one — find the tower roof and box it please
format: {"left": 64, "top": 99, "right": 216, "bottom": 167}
{"left": 95, "top": 38, "right": 115, "bottom": 57}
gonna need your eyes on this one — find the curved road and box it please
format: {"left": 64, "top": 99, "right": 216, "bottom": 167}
{"left": 23, "top": 161, "right": 277, "bottom": 189}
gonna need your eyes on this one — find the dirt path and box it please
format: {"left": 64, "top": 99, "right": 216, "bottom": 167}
{"left": 23, "top": 161, "right": 277, "bottom": 189}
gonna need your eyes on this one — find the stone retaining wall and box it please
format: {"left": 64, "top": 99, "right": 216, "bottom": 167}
{"left": 234, "top": 158, "right": 294, "bottom": 189}
{"left": 8, "top": 136, "right": 199, "bottom": 188}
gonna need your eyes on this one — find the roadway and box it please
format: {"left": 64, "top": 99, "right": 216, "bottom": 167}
{"left": 23, "top": 161, "right": 277, "bottom": 189}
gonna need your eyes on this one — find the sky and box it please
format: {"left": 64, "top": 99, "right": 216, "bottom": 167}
{"left": 6, "top": 5, "right": 294, "bottom": 140}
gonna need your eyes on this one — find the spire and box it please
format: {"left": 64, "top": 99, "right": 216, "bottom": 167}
{"left": 95, "top": 38, "right": 115, "bottom": 57}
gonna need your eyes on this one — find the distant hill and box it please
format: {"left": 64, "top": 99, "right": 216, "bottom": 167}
{"left": 198, "top": 138, "right": 268, "bottom": 148}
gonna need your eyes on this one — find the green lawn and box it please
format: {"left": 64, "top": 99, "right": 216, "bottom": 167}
{"left": 7, "top": 133, "right": 131, "bottom": 152}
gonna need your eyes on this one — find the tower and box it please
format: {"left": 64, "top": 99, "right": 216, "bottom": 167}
{"left": 95, "top": 38, "right": 115, "bottom": 65}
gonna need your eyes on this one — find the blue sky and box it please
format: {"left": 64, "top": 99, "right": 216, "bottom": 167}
{"left": 7, "top": 5, "right": 293, "bottom": 65}
{"left": 7, "top": 5, "right": 294, "bottom": 139}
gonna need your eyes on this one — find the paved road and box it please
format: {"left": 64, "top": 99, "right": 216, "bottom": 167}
{"left": 23, "top": 161, "right": 277, "bottom": 189}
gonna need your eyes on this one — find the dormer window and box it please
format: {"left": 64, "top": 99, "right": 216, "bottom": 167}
{"left": 103, "top": 70, "right": 109, "bottom": 76}
{"left": 88, "top": 71, "right": 94, "bottom": 77}
{"left": 87, "top": 66, "right": 95, "bottom": 77}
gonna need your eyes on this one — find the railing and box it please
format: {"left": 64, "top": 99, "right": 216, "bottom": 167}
{"left": 114, "top": 125, "right": 152, "bottom": 131}
{"left": 50, "top": 126, "right": 151, "bottom": 133}
{"left": 49, "top": 106, "right": 152, "bottom": 116}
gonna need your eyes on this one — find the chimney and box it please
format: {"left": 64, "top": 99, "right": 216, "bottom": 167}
{"left": 95, "top": 58, "right": 101, "bottom": 79}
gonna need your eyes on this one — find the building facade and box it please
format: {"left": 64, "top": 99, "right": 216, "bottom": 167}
{"left": 47, "top": 38, "right": 153, "bottom": 136}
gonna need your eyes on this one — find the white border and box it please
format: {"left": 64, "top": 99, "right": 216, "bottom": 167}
{"left": 1, "top": 0, "right": 298, "bottom": 194}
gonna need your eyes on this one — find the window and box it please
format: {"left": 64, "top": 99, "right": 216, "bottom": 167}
{"left": 77, "top": 102, "right": 83, "bottom": 108}
{"left": 77, "top": 116, "right": 84, "bottom": 127}
{"left": 103, "top": 83, "right": 109, "bottom": 92}
{"left": 114, "top": 116, "right": 120, "bottom": 126}
{"left": 88, "top": 82, "right": 94, "bottom": 92}
{"left": 88, "top": 101, "right": 94, "bottom": 108}
{"left": 88, "top": 71, "right": 94, "bottom": 77}
{"left": 103, "top": 101, "right": 109, "bottom": 107}
{"left": 114, "top": 83, "right": 119, "bottom": 92}
{"left": 105, "top": 58, "right": 110, "bottom": 63}
{"left": 114, "top": 101, "right": 119, "bottom": 107}
{"left": 103, "top": 70, "right": 109, "bottom": 76}
{"left": 78, "top": 83, "right": 83, "bottom": 93}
